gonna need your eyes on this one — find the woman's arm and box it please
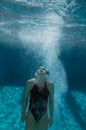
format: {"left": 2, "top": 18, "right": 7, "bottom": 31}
{"left": 22, "top": 80, "right": 31, "bottom": 121}
{"left": 49, "top": 83, "right": 54, "bottom": 126}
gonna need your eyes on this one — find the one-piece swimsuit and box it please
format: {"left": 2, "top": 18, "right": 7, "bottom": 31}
{"left": 29, "top": 81, "right": 49, "bottom": 121}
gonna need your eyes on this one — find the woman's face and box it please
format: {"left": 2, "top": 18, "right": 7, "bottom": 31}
{"left": 36, "top": 67, "right": 47, "bottom": 79}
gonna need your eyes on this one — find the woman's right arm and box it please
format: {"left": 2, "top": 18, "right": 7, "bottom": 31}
{"left": 21, "top": 80, "right": 31, "bottom": 121}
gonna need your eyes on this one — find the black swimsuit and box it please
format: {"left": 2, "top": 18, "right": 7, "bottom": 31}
{"left": 29, "top": 81, "right": 49, "bottom": 121}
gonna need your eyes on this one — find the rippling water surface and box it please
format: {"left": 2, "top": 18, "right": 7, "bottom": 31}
{"left": 0, "top": 0, "right": 86, "bottom": 130}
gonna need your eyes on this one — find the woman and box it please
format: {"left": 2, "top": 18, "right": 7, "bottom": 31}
{"left": 21, "top": 66, "right": 54, "bottom": 130}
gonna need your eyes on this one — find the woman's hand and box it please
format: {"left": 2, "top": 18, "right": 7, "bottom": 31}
{"left": 48, "top": 118, "right": 53, "bottom": 127}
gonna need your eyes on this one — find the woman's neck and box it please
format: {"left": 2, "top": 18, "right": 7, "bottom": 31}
{"left": 35, "top": 78, "right": 46, "bottom": 87}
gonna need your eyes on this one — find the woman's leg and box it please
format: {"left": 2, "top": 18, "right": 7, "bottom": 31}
{"left": 25, "top": 111, "right": 37, "bottom": 130}
{"left": 37, "top": 112, "right": 48, "bottom": 130}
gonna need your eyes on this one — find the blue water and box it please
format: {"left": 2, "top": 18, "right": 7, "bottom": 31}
{"left": 0, "top": 0, "right": 86, "bottom": 130}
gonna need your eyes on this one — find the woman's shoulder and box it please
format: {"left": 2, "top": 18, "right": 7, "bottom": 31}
{"left": 47, "top": 80, "right": 54, "bottom": 86}
{"left": 26, "top": 78, "right": 36, "bottom": 91}
{"left": 27, "top": 78, "right": 36, "bottom": 83}
{"left": 46, "top": 81, "right": 54, "bottom": 91}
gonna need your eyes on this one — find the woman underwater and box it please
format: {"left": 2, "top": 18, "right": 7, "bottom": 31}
{"left": 21, "top": 66, "right": 54, "bottom": 130}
